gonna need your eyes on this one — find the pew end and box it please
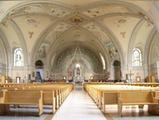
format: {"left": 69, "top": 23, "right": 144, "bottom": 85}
{"left": 0, "top": 90, "right": 44, "bottom": 116}
{"left": 102, "top": 92, "right": 118, "bottom": 113}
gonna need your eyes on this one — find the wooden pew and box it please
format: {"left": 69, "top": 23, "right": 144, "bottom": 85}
{"left": 0, "top": 90, "right": 4, "bottom": 103}
{"left": 0, "top": 90, "right": 43, "bottom": 116}
{"left": 118, "top": 90, "right": 157, "bottom": 116}
{"left": 0, "top": 83, "right": 73, "bottom": 115}
{"left": 84, "top": 83, "right": 159, "bottom": 116}
{"left": 0, "top": 90, "right": 9, "bottom": 114}
{"left": 102, "top": 91, "right": 118, "bottom": 112}
{"left": 42, "top": 90, "right": 56, "bottom": 113}
{"left": 148, "top": 91, "right": 159, "bottom": 114}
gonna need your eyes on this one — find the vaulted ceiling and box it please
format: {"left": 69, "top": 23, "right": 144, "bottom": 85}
{"left": 0, "top": 0, "right": 158, "bottom": 74}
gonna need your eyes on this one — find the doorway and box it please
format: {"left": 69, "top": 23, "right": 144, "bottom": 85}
{"left": 113, "top": 60, "right": 121, "bottom": 82}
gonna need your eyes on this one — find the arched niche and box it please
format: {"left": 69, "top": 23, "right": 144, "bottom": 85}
{"left": 113, "top": 60, "right": 121, "bottom": 82}
{"left": 35, "top": 60, "right": 44, "bottom": 82}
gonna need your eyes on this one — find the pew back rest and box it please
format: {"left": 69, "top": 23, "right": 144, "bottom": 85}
{"left": 118, "top": 91, "right": 153, "bottom": 104}
{"left": 4, "top": 90, "right": 42, "bottom": 104}
{"left": 103, "top": 92, "right": 118, "bottom": 104}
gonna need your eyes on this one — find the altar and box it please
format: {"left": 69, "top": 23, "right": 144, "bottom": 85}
{"left": 73, "top": 76, "right": 84, "bottom": 84}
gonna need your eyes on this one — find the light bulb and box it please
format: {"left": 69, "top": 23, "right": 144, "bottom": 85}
{"left": 76, "top": 63, "right": 80, "bottom": 68}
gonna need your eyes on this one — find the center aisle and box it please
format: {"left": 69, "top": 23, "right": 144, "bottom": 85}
{"left": 52, "top": 86, "right": 106, "bottom": 120}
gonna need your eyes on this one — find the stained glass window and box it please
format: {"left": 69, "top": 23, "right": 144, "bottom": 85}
{"left": 14, "top": 48, "right": 24, "bottom": 66}
{"left": 132, "top": 48, "right": 142, "bottom": 67}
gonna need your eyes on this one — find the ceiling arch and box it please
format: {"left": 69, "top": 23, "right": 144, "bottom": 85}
{"left": 52, "top": 46, "right": 103, "bottom": 73}
{"left": 9, "top": 19, "right": 28, "bottom": 66}
{"left": 0, "top": 28, "right": 10, "bottom": 68}
{"left": 144, "top": 29, "right": 158, "bottom": 67}
{"left": 0, "top": 0, "right": 158, "bottom": 76}
{"left": 43, "top": 26, "right": 111, "bottom": 71}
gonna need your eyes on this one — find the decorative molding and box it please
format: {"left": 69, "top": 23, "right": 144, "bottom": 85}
{"left": 9, "top": 19, "right": 28, "bottom": 67}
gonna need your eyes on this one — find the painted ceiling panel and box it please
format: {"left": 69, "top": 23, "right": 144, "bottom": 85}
{"left": 82, "top": 4, "right": 131, "bottom": 18}
{"left": 102, "top": 16, "right": 141, "bottom": 53}
{"left": 8, "top": 3, "right": 71, "bottom": 18}
{"left": 55, "top": 0, "right": 102, "bottom": 6}
{"left": 13, "top": 15, "right": 54, "bottom": 53}
{"left": 0, "top": 0, "right": 158, "bottom": 72}
{"left": 0, "top": 21, "right": 20, "bottom": 48}
{"left": 133, "top": 20, "right": 154, "bottom": 49}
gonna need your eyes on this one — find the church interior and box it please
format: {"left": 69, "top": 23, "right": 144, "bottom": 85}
{"left": 0, "top": 0, "right": 159, "bottom": 120}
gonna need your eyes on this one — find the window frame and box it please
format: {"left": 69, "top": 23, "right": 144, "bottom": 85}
{"left": 132, "top": 48, "right": 142, "bottom": 67}
{"left": 13, "top": 48, "right": 24, "bottom": 67}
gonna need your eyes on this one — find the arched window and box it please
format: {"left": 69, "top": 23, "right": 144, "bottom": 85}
{"left": 14, "top": 48, "right": 24, "bottom": 66}
{"left": 132, "top": 48, "right": 142, "bottom": 67}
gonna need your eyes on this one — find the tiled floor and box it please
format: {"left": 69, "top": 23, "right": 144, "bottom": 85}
{"left": 52, "top": 86, "right": 106, "bottom": 120}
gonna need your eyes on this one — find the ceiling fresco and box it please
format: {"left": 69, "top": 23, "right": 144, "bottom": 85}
{"left": 0, "top": 0, "right": 158, "bottom": 74}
